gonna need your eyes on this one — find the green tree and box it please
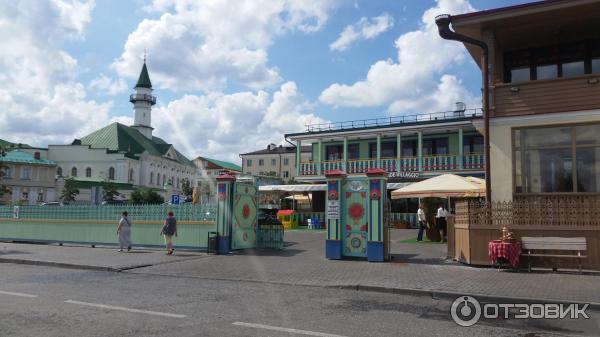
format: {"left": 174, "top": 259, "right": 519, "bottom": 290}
{"left": 101, "top": 181, "right": 121, "bottom": 201}
{"left": 181, "top": 178, "right": 193, "bottom": 198}
{"left": 130, "top": 189, "right": 164, "bottom": 204}
{"left": 60, "top": 177, "right": 80, "bottom": 203}
{"left": 0, "top": 146, "right": 10, "bottom": 200}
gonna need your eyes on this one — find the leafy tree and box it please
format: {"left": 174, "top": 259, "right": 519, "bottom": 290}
{"left": 60, "top": 177, "right": 79, "bottom": 203}
{"left": 130, "top": 189, "right": 164, "bottom": 204}
{"left": 181, "top": 178, "right": 193, "bottom": 198}
{"left": 0, "top": 146, "right": 10, "bottom": 200}
{"left": 101, "top": 181, "right": 121, "bottom": 201}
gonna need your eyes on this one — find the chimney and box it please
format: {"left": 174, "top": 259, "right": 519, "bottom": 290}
{"left": 34, "top": 152, "right": 41, "bottom": 160}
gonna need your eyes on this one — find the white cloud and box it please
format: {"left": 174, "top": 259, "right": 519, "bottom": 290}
{"left": 112, "top": 0, "right": 339, "bottom": 92}
{"left": 330, "top": 13, "right": 394, "bottom": 51}
{"left": 89, "top": 74, "right": 128, "bottom": 95}
{"left": 152, "top": 82, "right": 326, "bottom": 163}
{"left": 0, "top": 0, "right": 114, "bottom": 146}
{"left": 320, "top": 0, "right": 479, "bottom": 115}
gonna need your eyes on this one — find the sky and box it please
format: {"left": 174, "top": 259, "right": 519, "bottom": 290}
{"left": 0, "top": 0, "right": 526, "bottom": 164}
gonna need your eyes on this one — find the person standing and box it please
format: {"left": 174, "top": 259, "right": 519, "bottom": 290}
{"left": 416, "top": 203, "right": 426, "bottom": 242}
{"left": 117, "top": 211, "right": 132, "bottom": 252}
{"left": 160, "top": 211, "right": 178, "bottom": 255}
{"left": 436, "top": 204, "right": 447, "bottom": 243}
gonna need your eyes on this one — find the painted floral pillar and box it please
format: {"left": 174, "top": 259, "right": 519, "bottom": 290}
{"left": 325, "top": 170, "right": 345, "bottom": 260}
{"left": 216, "top": 173, "right": 235, "bottom": 254}
{"left": 366, "top": 168, "right": 387, "bottom": 262}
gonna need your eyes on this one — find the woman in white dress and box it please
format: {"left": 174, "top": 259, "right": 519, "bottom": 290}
{"left": 117, "top": 211, "right": 132, "bottom": 252}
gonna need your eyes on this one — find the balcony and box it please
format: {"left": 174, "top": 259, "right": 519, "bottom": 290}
{"left": 129, "top": 93, "right": 157, "bottom": 105}
{"left": 298, "top": 154, "right": 484, "bottom": 177}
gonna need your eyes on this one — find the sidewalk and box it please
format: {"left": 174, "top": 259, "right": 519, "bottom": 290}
{"left": 2, "top": 230, "right": 599, "bottom": 307}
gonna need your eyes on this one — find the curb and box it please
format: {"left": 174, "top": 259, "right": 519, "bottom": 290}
{"left": 0, "top": 258, "right": 125, "bottom": 272}
{"left": 329, "top": 285, "right": 600, "bottom": 311}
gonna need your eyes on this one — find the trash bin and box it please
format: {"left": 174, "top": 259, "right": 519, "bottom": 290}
{"left": 207, "top": 231, "right": 218, "bottom": 254}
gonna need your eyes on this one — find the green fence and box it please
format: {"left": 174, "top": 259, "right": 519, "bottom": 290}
{"left": 0, "top": 204, "right": 217, "bottom": 250}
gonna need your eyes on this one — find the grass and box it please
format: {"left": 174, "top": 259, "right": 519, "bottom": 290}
{"left": 399, "top": 238, "right": 445, "bottom": 244}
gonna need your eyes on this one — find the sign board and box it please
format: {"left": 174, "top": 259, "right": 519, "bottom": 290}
{"left": 171, "top": 194, "right": 180, "bottom": 205}
{"left": 388, "top": 171, "right": 420, "bottom": 179}
{"left": 327, "top": 200, "right": 340, "bottom": 219}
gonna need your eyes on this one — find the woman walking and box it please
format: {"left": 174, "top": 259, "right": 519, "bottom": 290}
{"left": 117, "top": 211, "right": 132, "bottom": 252}
{"left": 160, "top": 211, "right": 177, "bottom": 255}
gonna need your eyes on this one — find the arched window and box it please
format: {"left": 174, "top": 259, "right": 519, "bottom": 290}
{"left": 56, "top": 167, "right": 62, "bottom": 177}
{"left": 157, "top": 174, "right": 160, "bottom": 186}
{"left": 129, "top": 168, "right": 134, "bottom": 182}
{"left": 163, "top": 174, "right": 166, "bottom": 185}
{"left": 150, "top": 172, "right": 154, "bottom": 184}
{"left": 85, "top": 167, "right": 92, "bottom": 178}
{"left": 108, "top": 167, "right": 115, "bottom": 180}
{"left": 176, "top": 177, "right": 180, "bottom": 188}
{"left": 71, "top": 167, "right": 77, "bottom": 177}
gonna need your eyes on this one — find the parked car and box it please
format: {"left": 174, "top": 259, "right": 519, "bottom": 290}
{"left": 101, "top": 200, "right": 127, "bottom": 206}
{"left": 40, "top": 202, "right": 64, "bottom": 206}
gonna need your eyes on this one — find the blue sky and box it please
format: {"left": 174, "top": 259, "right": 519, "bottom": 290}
{"left": 0, "top": 0, "right": 526, "bottom": 163}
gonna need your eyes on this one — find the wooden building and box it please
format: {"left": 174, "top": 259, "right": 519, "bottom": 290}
{"left": 441, "top": 0, "right": 600, "bottom": 270}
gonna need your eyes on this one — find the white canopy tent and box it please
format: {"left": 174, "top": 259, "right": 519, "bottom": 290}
{"left": 390, "top": 174, "right": 485, "bottom": 199}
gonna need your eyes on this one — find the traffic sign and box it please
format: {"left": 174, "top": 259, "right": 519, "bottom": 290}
{"left": 171, "top": 194, "right": 180, "bottom": 205}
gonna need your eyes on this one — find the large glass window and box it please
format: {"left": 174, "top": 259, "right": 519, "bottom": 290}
{"left": 369, "top": 141, "right": 397, "bottom": 158}
{"left": 347, "top": 144, "right": 360, "bottom": 160}
{"left": 463, "top": 135, "right": 484, "bottom": 154}
{"left": 423, "top": 138, "right": 449, "bottom": 155}
{"left": 401, "top": 140, "right": 417, "bottom": 157}
{"left": 326, "top": 145, "right": 343, "bottom": 160}
{"left": 514, "top": 124, "right": 600, "bottom": 193}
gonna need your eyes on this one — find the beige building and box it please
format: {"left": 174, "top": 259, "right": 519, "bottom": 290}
{"left": 240, "top": 144, "right": 311, "bottom": 181}
{"left": 0, "top": 149, "right": 57, "bottom": 204}
{"left": 447, "top": 0, "right": 600, "bottom": 201}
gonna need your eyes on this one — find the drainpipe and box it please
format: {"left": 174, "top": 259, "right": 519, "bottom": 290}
{"left": 435, "top": 14, "right": 491, "bottom": 204}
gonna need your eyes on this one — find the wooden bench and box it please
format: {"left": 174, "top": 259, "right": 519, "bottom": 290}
{"left": 521, "top": 237, "right": 587, "bottom": 273}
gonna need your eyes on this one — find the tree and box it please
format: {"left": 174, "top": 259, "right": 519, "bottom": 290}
{"left": 181, "top": 178, "right": 193, "bottom": 198}
{"left": 0, "top": 146, "right": 10, "bottom": 200}
{"left": 60, "top": 177, "right": 79, "bottom": 203}
{"left": 130, "top": 189, "right": 164, "bottom": 204}
{"left": 101, "top": 181, "right": 121, "bottom": 201}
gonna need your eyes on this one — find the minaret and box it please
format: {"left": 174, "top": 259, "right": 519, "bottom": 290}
{"left": 130, "top": 57, "right": 156, "bottom": 139}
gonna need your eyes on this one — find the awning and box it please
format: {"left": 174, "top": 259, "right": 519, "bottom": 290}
{"left": 391, "top": 174, "right": 485, "bottom": 199}
{"left": 259, "top": 182, "right": 412, "bottom": 192}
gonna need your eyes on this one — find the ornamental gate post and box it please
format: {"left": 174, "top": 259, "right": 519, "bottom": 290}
{"left": 325, "top": 170, "right": 346, "bottom": 260}
{"left": 366, "top": 168, "right": 387, "bottom": 262}
{"left": 215, "top": 174, "right": 236, "bottom": 254}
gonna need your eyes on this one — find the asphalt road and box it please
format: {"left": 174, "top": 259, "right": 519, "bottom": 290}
{"left": 0, "top": 263, "right": 597, "bottom": 337}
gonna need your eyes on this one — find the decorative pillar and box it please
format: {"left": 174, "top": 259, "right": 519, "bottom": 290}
{"left": 317, "top": 140, "right": 323, "bottom": 175}
{"left": 396, "top": 133, "right": 401, "bottom": 172}
{"left": 376, "top": 134, "right": 381, "bottom": 168}
{"left": 215, "top": 173, "right": 236, "bottom": 254}
{"left": 342, "top": 137, "right": 348, "bottom": 172}
{"left": 325, "top": 170, "right": 346, "bottom": 260}
{"left": 366, "top": 168, "right": 387, "bottom": 262}
{"left": 296, "top": 140, "right": 301, "bottom": 176}
{"left": 458, "top": 128, "right": 464, "bottom": 170}
{"left": 417, "top": 131, "right": 423, "bottom": 171}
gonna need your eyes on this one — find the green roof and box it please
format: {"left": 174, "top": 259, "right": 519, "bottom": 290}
{"left": 135, "top": 62, "right": 152, "bottom": 88}
{"left": 78, "top": 122, "right": 193, "bottom": 167}
{"left": 1, "top": 150, "right": 56, "bottom": 166}
{"left": 72, "top": 178, "right": 135, "bottom": 190}
{"left": 202, "top": 157, "right": 242, "bottom": 172}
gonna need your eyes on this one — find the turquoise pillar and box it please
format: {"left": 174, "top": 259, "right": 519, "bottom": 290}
{"left": 417, "top": 131, "right": 423, "bottom": 171}
{"left": 215, "top": 174, "right": 235, "bottom": 254}
{"left": 296, "top": 140, "right": 301, "bottom": 176}
{"left": 376, "top": 134, "right": 381, "bottom": 168}
{"left": 396, "top": 133, "right": 401, "bottom": 172}
{"left": 343, "top": 137, "right": 347, "bottom": 172}
{"left": 458, "top": 128, "right": 464, "bottom": 170}
{"left": 317, "top": 140, "right": 322, "bottom": 175}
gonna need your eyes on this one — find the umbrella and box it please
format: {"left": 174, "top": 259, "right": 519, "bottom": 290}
{"left": 391, "top": 173, "right": 485, "bottom": 199}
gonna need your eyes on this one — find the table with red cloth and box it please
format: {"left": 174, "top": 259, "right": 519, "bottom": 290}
{"left": 488, "top": 240, "right": 521, "bottom": 269}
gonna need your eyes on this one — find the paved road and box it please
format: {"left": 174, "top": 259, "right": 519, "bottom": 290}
{"left": 0, "top": 263, "right": 598, "bottom": 337}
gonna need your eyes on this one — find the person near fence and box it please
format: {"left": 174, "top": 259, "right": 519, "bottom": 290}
{"left": 117, "top": 211, "right": 132, "bottom": 252}
{"left": 416, "top": 203, "right": 426, "bottom": 242}
{"left": 436, "top": 204, "right": 447, "bottom": 243}
{"left": 160, "top": 211, "right": 177, "bottom": 255}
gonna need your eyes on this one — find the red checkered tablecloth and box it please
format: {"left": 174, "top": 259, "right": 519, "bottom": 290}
{"left": 488, "top": 240, "right": 521, "bottom": 268}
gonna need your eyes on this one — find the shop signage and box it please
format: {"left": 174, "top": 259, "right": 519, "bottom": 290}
{"left": 388, "top": 171, "right": 420, "bottom": 179}
{"left": 327, "top": 200, "right": 340, "bottom": 219}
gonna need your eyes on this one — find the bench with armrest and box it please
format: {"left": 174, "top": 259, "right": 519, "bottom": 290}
{"left": 521, "top": 237, "right": 587, "bottom": 273}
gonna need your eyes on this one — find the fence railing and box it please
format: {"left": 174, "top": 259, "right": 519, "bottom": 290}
{"left": 298, "top": 153, "right": 484, "bottom": 176}
{"left": 456, "top": 196, "right": 600, "bottom": 229}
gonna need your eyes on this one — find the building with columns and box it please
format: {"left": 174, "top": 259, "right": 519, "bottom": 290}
{"left": 45, "top": 61, "right": 195, "bottom": 201}
{"left": 285, "top": 108, "right": 485, "bottom": 183}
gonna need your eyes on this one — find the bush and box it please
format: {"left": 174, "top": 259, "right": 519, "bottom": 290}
{"left": 130, "top": 189, "right": 164, "bottom": 204}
